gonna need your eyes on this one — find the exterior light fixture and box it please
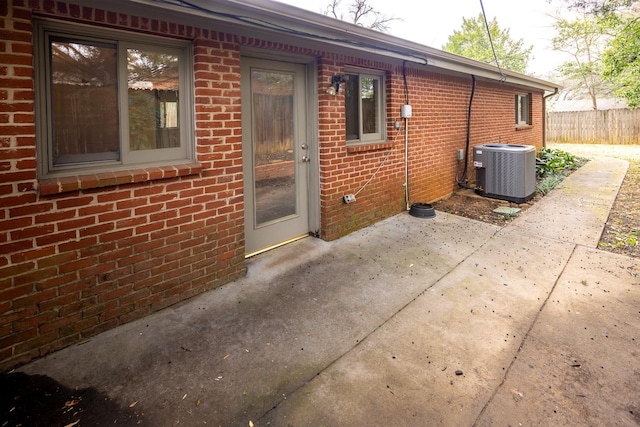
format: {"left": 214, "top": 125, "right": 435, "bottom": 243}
{"left": 326, "top": 74, "right": 347, "bottom": 95}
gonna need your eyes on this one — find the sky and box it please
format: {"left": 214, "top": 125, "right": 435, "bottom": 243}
{"left": 275, "top": 0, "right": 573, "bottom": 77}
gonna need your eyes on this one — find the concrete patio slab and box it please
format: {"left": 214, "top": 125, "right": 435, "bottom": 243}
{"left": 477, "top": 246, "right": 640, "bottom": 427}
{"left": 8, "top": 156, "right": 637, "bottom": 427}
{"left": 263, "top": 228, "right": 575, "bottom": 426}
{"left": 16, "top": 212, "right": 501, "bottom": 426}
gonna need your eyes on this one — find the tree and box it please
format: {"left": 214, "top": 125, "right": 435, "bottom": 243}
{"left": 442, "top": 14, "right": 532, "bottom": 74}
{"left": 553, "top": 0, "right": 640, "bottom": 107}
{"left": 551, "top": 14, "right": 614, "bottom": 109}
{"left": 549, "top": 0, "right": 640, "bottom": 107}
{"left": 324, "top": 0, "right": 399, "bottom": 32}
{"left": 552, "top": 0, "right": 635, "bottom": 14}
{"left": 602, "top": 16, "right": 640, "bottom": 107}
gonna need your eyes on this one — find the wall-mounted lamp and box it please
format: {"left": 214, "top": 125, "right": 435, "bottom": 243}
{"left": 326, "top": 74, "right": 347, "bottom": 95}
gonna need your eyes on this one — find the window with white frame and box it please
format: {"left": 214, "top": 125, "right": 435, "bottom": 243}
{"left": 344, "top": 70, "right": 385, "bottom": 144}
{"left": 34, "top": 21, "right": 193, "bottom": 178}
{"left": 515, "top": 93, "right": 531, "bottom": 126}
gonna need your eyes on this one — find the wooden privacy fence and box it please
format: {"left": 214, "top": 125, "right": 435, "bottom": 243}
{"left": 547, "top": 109, "right": 640, "bottom": 145}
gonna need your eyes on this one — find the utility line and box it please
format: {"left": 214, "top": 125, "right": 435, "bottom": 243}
{"left": 479, "top": 0, "right": 506, "bottom": 82}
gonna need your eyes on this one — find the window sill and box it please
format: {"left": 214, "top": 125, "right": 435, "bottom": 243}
{"left": 38, "top": 163, "right": 203, "bottom": 196}
{"left": 516, "top": 124, "right": 533, "bottom": 131}
{"left": 346, "top": 142, "right": 394, "bottom": 154}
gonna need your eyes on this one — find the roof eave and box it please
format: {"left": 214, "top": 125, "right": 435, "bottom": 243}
{"left": 82, "top": 0, "right": 560, "bottom": 92}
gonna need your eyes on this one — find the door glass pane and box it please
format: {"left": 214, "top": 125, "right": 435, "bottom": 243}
{"left": 50, "top": 38, "right": 119, "bottom": 165}
{"left": 251, "top": 70, "right": 296, "bottom": 225}
{"left": 128, "top": 49, "right": 180, "bottom": 150}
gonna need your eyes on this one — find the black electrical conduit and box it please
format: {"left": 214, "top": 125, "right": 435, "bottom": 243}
{"left": 456, "top": 74, "right": 476, "bottom": 189}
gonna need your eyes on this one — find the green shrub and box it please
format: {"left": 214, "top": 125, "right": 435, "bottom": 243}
{"left": 536, "top": 148, "right": 578, "bottom": 177}
{"left": 535, "top": 148, "right": 587, "bottom": 195}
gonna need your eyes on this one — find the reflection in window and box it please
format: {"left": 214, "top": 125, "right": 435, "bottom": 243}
{"left": 344, "top": 71, "right": 384, "bottom": 143}
{"left": 39, "top": 23, "right": 190, "bottom": 174}
{"left": 251, "top": 70, "right": 296, "bottom": 225}
{"left": 361, "top": 77, "right": 378, "bottom": 134}
{"left": 161, "top": 101, "right": 178, "bottom": 128}
{"left": 516, "top": 93, "right": 531, "bottom": 125}
{"left": 50, "top": 38, "right": 119, "bottom": 165}
{"left": 128, "top": 49, "right": 180, "bottom": 150}
{"left": 345, "top": 74, "right": 359, "bottom": 141}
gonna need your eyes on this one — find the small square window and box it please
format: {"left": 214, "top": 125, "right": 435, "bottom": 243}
{"left": 34, "top": 21, "right": 194, "bottom": 178}
{"left": 344, "top": 70, "right": 385, "bottom": 144}
{"left": 516, "top": 93, "right": 531, "bottom": 126}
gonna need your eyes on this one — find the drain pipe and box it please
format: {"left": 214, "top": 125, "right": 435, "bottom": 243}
{"left": 543, "top": 88, "right": 559, "bottom": 148}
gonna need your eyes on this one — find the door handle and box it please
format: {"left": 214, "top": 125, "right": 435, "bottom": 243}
{"left": 301, "top": 156, "right": 311, "bottom": 162}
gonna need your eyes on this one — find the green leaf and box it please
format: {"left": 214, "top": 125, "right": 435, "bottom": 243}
{"left": 442, "top": 14, "right": 532, "bottom": 73}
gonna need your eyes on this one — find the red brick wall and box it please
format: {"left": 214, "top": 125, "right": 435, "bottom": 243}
{"left": 317, "top": 56, "right": 407, "bottom": 240}
{"left": 406, "top": 69, "right": 544, "bottom": 204}
{"left": 317, "top": 62, "right": 544, "bottom": 240}
{"left": 0, "top": 0, "right": 546, "bottom": 370}
{"left": 0, "top": 0, "right": 246, "bottom": 370}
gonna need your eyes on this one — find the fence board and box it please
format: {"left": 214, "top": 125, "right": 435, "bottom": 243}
{"left": 547, "top": 109, "right": 640, "bottom": 145}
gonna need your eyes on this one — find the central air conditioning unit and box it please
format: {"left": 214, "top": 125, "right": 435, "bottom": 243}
{"left": 473, "top": 144, "right": 536, "bottom": 203}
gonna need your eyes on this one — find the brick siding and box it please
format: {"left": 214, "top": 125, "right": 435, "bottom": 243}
{"left": 0, "top": 0, "right": 247, "bottom": 369}
{"left": 0, "top": 0, "right": 545, "bottom": 370}
{"left": 318, "top": 62, "right": 543, "bottom": 240}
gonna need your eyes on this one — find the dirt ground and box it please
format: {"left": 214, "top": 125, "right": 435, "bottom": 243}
{"left": 433, "top": 189, "right": 540, "bottom": 226}
{"left": 434, "top": 143, "right": 640, "bottom": 258}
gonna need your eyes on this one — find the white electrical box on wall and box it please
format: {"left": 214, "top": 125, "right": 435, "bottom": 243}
{"left": 401, "top": 104, "right": 412, "bottom": 118}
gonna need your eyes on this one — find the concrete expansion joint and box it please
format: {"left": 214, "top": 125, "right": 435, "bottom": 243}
{"left": 474, "top": 244, "right": 579, "bottom": 424}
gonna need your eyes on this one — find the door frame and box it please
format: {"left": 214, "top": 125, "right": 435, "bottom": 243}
{"left": 240, "top": 50, "right": 320, "bottom": 255}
